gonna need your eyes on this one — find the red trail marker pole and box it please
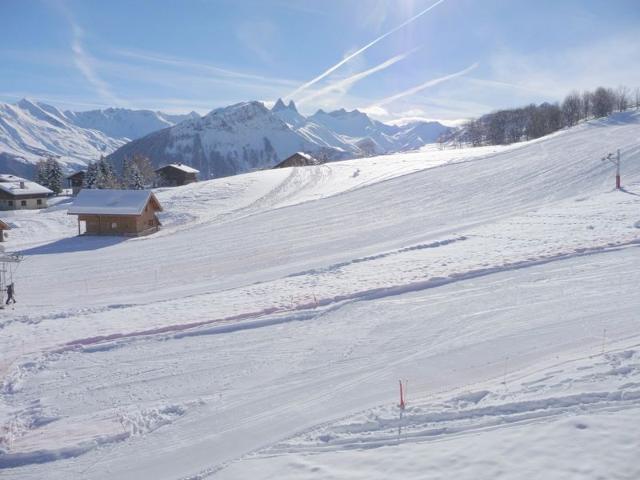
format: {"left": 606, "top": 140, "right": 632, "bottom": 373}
{"left": 399, "top": 380, "right": 406, "bottom": 410}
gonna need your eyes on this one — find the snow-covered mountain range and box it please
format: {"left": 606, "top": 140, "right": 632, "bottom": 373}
{"left": 65, "top": 108, "right": 199, "bottom": 141}
{"left": 0, "top": 97, "right": 450, "bottom": 179}
{"left": 108, "top": 99, "right": 451, "bottom": 179}
{"left": 0, "top": 99, "right": 198, "bottom": 176}
{"left": 0, "top": 99, "right": 126, "bottom": 176}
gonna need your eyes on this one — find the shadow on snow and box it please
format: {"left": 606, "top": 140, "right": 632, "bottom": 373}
{"left": 20, "top": 236, "right": 127, "bottom": 256}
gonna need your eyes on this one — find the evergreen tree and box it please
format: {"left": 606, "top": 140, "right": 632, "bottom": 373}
{"left": 122, "top": 156, "right": 145, "bottom": 189}
{"left": 122, "top": 156, "right": 132, "bottom": 188}
{"left": 35, "top": 159, "right": 49, "bottom": 187}
{"left": 129, "top": 163, "right": 145, "bottom": 189}
{"left": 132, "top": 154, "right": 155, "bottom": 186}
{"left": 46, "top": 157, "right": 63, "bottom": 195}
{"left": 96, "top": 156, "right": 118, "bottom": 189}
{"left": 85, "top": 161, "right": 99, "bottom": 189}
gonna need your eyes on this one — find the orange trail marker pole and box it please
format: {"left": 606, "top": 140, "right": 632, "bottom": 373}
{"left": 399, "top": 380, "right": 405, "bottom": 410}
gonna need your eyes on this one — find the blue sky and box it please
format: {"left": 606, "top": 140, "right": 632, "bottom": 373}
{"left": 1, "top": 0, "right": 639, "bottom": 123}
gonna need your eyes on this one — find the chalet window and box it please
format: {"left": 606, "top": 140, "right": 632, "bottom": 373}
{"left": 8, "top": 201, "right": 13, "bottom": 207}
{"left": 20, "top": 200, "right": 27, "bottom": 207}
{"left": 37, "top": 199, "right": 42, "bottom": 205}
{"left": 111, "top": 222, "right": 118, "bottom": 229}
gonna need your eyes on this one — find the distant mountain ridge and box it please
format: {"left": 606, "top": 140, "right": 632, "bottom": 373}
{"left": 0, "top": 99, "right": 126, "bottom": 176}
{"left": 108, "top": 99, "right": 451, "bottom": 179}
{"left": 0, "top": 97, "right": 450, "bottom": 179}
{"left": 65, "top": 108, "right": 200, "bottom": 141}
{"left": 0, "top": 99, "right": 199, "bottom": 176}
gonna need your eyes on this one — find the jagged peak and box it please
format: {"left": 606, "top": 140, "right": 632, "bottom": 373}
{"left": 205, "top": 101, "right": 273, "bottom": 125}
{"left": 287, "top": 100, "right": 298, "bottom": 112}
{"left": 272, "top": 98, "right": 287, "bottom": 111}
{"left": 17, "top": 97, "right": 41, "bottom": 109}
{"left": 328, "top": 108, "right": 368, "bottom": 118}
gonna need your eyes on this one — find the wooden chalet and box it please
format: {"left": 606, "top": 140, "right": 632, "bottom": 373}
{"left": 274, "top": 152, "right": 320, "bottom": 169}
{"left": 155, "top": 163, "right": 199, "bottom": 187}
{"left": 68, "top": 189, "right": 163, "bottom": 236}
{"left": 0, "top": 174, "right": 53, "bottom": 210}
{"left": 67, "top": 170, "right": 86, "bottom": 196}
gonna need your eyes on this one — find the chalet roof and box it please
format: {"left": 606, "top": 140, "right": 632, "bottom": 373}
{"left": 68, "top": 189, "right": 163, "bottom": 216}
{"left": 0, "top": 219, "right": 11, "bottom": 229}
{"left": 292, "top": 152, "right": 314, "bottom": 161}
{"left": 274, "top": 152, "right": 320, "bottom": 168}
{"left": 0, "top": 174, "right": 53, "bottom": 197}
{"left": 66, "top": 170, "right": 86, "bottom": 179}
{"left": 156, "top": 163, "right": 199, "bottom": 174}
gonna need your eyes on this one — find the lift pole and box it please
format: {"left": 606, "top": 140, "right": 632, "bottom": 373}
{"left": 602, "top": 149, "right": 621, "bottom": 189}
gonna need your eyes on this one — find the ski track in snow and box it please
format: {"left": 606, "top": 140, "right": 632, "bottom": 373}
{"left": 1, "top": 112, "right": 640, "bottom": 478}
{"left": 267, "top": 348, "right": 640, "bottom": 455}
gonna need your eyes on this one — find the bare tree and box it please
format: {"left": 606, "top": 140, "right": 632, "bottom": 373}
{"left": 581, "top": 91, "right": 593, "bottom": 120}
{"left": 562, "top": 91, "right": 582, "bottom": 127}
{"left": 616, "top": 85, "right": 630, "bottom": 112}
{"left": 463, "top": 119, "right": 483, "bottom": 146}
{"left": 634, "top": 87, "right": 640, "bottom": 110}
{"left": 592, "top": 87, "right": 616, "bottom": 118}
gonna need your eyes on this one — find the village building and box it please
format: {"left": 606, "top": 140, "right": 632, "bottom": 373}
{"left": 155, "top": 163, "right": 199, "bottom": 187}
{"left": 0, "top": 174, "right": 53, "bottom": 210}
{"left": 274, "top": 152, "right": 321, "bottom": 169}
{"left": 0, "top": 219, "right": 11, "bottom": 242}
{"left": 67, "top": 170, "right": 86, "bottom": 196}
{"left": 68, "top": 189, "right": 163, "bottom": 237}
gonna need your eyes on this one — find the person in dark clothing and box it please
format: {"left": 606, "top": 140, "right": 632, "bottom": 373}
{"left": 6, "top": 283, "right": 15, "bottom": 304}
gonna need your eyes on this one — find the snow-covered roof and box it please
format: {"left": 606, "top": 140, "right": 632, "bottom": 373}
{"left": 66, "top": 170, "right": 86, "bottom": 179}
{"left": 156, "top": 163, "right": 199, "bottom": 174}
{"left": 294, "top": 152, "right": 314, "bottom": 161}
{"left": 0, "top": 174, "right": 53, "bottom": 197}
{"left": 68, "top": 189, "right": 162, "bottom": 216}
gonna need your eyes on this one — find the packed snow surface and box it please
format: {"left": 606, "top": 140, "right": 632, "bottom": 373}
{"left": 1, "top": 112, "right": 640, "bottom": 479}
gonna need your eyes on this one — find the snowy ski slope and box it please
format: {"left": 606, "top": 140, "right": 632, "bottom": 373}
{"left": 1, "top": 112, "right": 640, "bottom": 479}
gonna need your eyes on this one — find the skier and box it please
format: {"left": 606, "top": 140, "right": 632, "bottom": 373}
{"left": 5, "top": 282, "right": 15, "bottom": 305}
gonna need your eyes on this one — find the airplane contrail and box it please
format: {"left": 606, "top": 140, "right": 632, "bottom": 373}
{"left": 369, "top": 62, "right": 479, "bottom": 108}
{"left": 297, "top": 50, "right": 415, "bottom": 105}
{"left": 286, "top": 0, "right": 448, "bottom": 99}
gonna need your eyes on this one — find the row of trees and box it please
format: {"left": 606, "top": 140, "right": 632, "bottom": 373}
{"left": 83, "top": 155, "right": 153, "bottom": 190}
{"left": 450, "top": 85, "right": 640, "bottom": 147}
{"left": 35, "top": 154, "right": 156, "bottom": 194}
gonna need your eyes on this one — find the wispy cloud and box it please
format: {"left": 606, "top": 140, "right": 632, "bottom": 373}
{"left": 111, "top": 48, "right": 297, "bottom": 87}
{"left": 286, "top": 0, "right": 447, "bottom": 99}
{"left": 297, "top": 50, "right": 415, "bottom": 105}
{"left": 51, "top": 1, "right": 125, "bottom": 106}
{"left": 70, "top": 22, "right": 125, "bottom": 106}
{"left": 368, "top": 63, "right": 479, "bottom": 108}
